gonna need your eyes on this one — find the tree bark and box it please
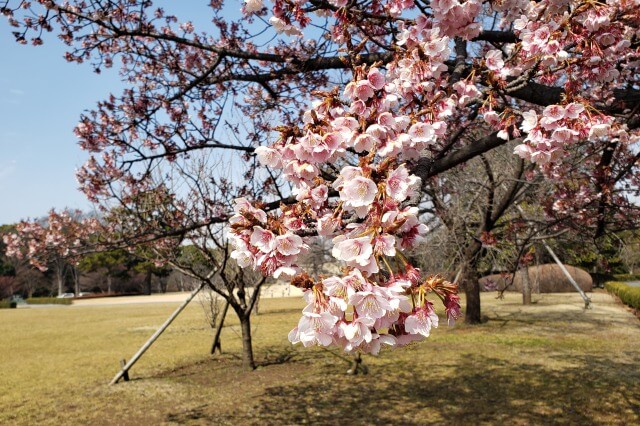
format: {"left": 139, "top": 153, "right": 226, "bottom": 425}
{"left": 462, "top": 261, "right": 482, "bottom": 324}
{"left": 145, "top": 271, "right": 152, "bottom": 295}
{"left": 252, "top": 288, "right": 261, "bottom": 315}
{"left": 521, "top": 266, "right": 532, "bottom": 305}
{"left": 239, "top": 312, "right": 256, "bottom": 370}
{"left": 211, "top": 299, "right": 230, "bottom": 355}
{"left": 55, "top": 266, "right": 64, "bottom": 296}
{"left": 71, "top": 266, "right": 80, "bottom": 297}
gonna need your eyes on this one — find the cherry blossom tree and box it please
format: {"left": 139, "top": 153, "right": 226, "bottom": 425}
{"left": 3, "top": 209, "right": 101, "bottom": 296}
{"left": 2, "top": 0, "right": 639, "bottom": 355}
{"left": 108, "top": 170, "right": 268, "bottom": 369}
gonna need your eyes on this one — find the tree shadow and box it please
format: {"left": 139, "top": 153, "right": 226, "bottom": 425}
{"left": 256, "top": 346, "right": 298, "bottom": 367}
{"left": 241, "top": 353, "right": 640, "bottom": 425}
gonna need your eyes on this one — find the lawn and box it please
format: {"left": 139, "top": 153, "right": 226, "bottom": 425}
{"left": 0, "top": 291, "right": 639, "bottom": 425}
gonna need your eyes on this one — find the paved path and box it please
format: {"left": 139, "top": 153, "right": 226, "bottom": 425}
{"left": 71, "top": 283, "right": 304, "bottom": 307}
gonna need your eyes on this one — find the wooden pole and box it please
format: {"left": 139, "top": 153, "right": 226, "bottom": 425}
{"left": 542, "top": 241, "right": 591, "bottom": 308}
{"left": 109, "top": 281, "right": 207, "bottom": 385}
{"left": 515, "top": 204, "right": 591, "bottom": 309}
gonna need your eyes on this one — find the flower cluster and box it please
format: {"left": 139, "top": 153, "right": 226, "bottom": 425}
{"left": 288, "top": 273, "right": 460, "bottom": 354}
{"left": 3, "top": 209, "right": 102, "bottom": 272}
{"left": 430, "top": 0, "right": 482, "bottom": 39}
{"left": 228, "top": 15, "right": 468, "bottom": 354}
{"left": 511, "top": 2, "right": 632, "bottom": 84}
{"left": 514, "top": 103, "right": 618, "bottom": 165}
{"left": 230, "top": 198, "right": 309, "bottom": 279}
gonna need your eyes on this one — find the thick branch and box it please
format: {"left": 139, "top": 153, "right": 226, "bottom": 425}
{"left": 413, "top": 132, "right": 513, "bottom": 183}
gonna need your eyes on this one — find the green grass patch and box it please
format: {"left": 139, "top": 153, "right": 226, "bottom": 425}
{"left": 0, "top": 292, "right": 639, "bottom": 425}
{"left": 25, "top": 297, "right": 73, "bottom": 305}
{"left": 606, "top": 281, "right": 640, "bottom": 310}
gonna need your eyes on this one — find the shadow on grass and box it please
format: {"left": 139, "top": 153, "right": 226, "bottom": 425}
{"left": 257, "top": 347, "right": 298, "bottom": 367}
{"left": 253, "top": 354, "right": 640, "bottom": 425}
{"left": 163, "top": 351, "right": 640, "bottom": 425}
{"left": 484, "top": 307, "right": 637, "bottom": 331}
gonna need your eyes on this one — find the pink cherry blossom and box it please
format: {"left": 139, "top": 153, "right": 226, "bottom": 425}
{"left": 254, "top": 146, "right": 282, "bottom": 168}
{"left": 386, "top": 164, "right": 419, "bottom": 202}
{"left": 250, "top": 226, "right": 276, "bottom": 253}
{"left": 340, "top": 316, "right": 375, "bottom": 347}
{"left": 404, "top": 306, "right": 439, "bottom": 337}
{"left": 275, "top": 232, "right": 304, "bottom": 256}
{"left": 374, "top": 234, "right": 396, "bottom": 257}
{"left": 290, "top": 310, "right": 338, "bottom": 347}
{"left": 340, "top": 176, "right": 378, "bottom": 209}
{"left": 230, "top": 249, "right": 254, "bottom": 269}
{"left": 408, "top": 122, "right": 435, "bottom": 145}
{"left": 243, "top": 0, "right": 263, "bottom": 14}
{"left": 485, "top": 49, "right": 504, "bottom": 71}
{"left": 367, "top": 68, "right": 386, "bottom": 90}
{"left": 349, "top": 287, "right": 393, "bottom": 320}
{"left": 332, "top": 236, "right": 374, "bottom": 266}
{"left": 542, "top": 104, "right": 565, "bottom": 122}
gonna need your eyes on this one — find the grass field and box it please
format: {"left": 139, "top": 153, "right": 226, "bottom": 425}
{"left": 0, "top": 291, "right": 639, "bottom": 425}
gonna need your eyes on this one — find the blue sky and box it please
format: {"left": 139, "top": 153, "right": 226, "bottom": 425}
{"left": 0, "top": 23, "right": 122, "bottom": 225}
{"left": 0, "top": 2, "right": 243, "bottom": 225}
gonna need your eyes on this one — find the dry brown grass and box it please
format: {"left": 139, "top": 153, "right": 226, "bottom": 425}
{"left": 1, "top": 291, "right": 639, "bottom": 425}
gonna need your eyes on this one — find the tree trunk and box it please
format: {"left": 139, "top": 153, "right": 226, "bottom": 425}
{"left": 239, "top": 312, "right": 256, "bottom": 370}
{"left": 211, "top": 300, "right": 230, "bottom": 355}
{"left": 252, "top": 288, "right": 261, "bottom": 315}
{"left": 55, "top": 268, "right": 64, "bottom": 296}
{"left": 72, "top": 266, "right": 80, "bottom": 297}
{"left": 521, "top": 266, "right": 532, "bottom": 305}
{"left": 107, "top": 275, "right": 112, "bottom": 294}
{"left": 145, "top": 271, "right": 152, "bottom": 295}
{"left": 462, "top": 261, "right": 481, "bottom": 324}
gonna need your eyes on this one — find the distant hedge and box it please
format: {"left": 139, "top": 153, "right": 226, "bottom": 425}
{"left": 612, "top": 273, "right": 640, "bottom": 282}
{"left": 606, "top": 282, "right": 640, "bottom": 311}
{"left": 26, "top": 297, "right": 72, "bottom": 305}
{"left": 0, "top": 301, "right": 17, "bottom": 309}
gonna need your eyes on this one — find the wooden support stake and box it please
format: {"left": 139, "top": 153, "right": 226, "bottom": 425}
{"left": 542, "top": 241, "right": 591, "bottom": 309}
{"left": 515, "top": 205, "right": 591, "bottom": 309}
{"left": 109, "top": 281, "right": 207, "bottom": 385}
{"left": 120, "top": 359, "right": 130, "bottom": 382}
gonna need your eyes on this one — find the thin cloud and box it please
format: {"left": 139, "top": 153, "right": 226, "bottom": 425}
{"left": 9, "top": 88, "right": 25, "bottom": 96}
{"left": 0, "top": 97, "right": 20, "bottom": 105}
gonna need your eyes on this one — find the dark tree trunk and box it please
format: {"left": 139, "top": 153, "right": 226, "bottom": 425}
{"left": 239, "top": 312, "right": 256, "bottom": 370}
{"left": 521, "top": 266, "right": 532, "bottom": 305}
{"left": 145, "top": 271, "right": 152, "bottom": 295}
{"left": 252, "top": 289, "right": 261, "bottom": 315}
{"left": 462, "top": 261, "right": 482, "bottom": 324}
{"left": 211, "top": 300, "right": 230, "bottom": 355}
